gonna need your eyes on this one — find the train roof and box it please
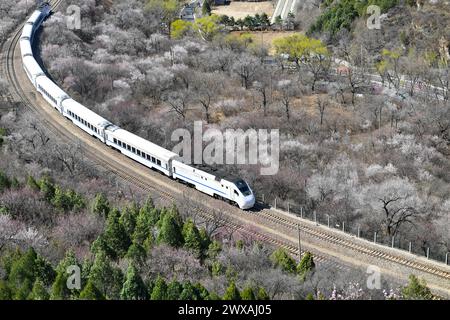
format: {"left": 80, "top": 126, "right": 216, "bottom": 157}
{"left": 27, "top": 11, "right": 42, "bottom": 25}
{"left": 112, "top": 128, "right": 179, "bottom": 162}
{"left": 22, "top": 56, "right": 44, "bottom": 76}
{"left": 62, "top": 99, "right": 112, "bottom": 129}
{"left": 20, "top": 39, "right": 33, "bottom": 57}
{"left": 21, "top": 24, "right": 33, "bottom": 39}
{"left": 36, "top": 76, "right": 69, "bottom": 99}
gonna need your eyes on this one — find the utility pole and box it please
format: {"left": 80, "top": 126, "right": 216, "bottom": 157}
{"left": 297, "top": 224, "right": 302, "bottom": 262}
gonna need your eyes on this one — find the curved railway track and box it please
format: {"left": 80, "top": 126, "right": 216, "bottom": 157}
{"left": 1, "top": 0, "right": 450, "bottom": 297}
{"left": 1, "top": 0, "right": 329, "bottom": 265}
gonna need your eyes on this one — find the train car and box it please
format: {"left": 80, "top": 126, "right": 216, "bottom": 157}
{"left": 105, "top": 127, "right": 178, "bottom": 177}
{"left": 20, "top": 39, "right": 33, "bottom": 58}
{"left": 61, "top": 99, "right": 113, "bottom": 142}
{"left": 26, "top": 10, "right": 43, "bottom": 26}
{"left": 171, "top": 160, "right": 255, "bottom": 209}
{"left": 22, "top": 55, "right": 45, "bottom": 87}
{"left": 35, "top": 76, "right": 70, "bottom": 112}
{"left": 21, "top": 24, "right": 34, "bottom": 40}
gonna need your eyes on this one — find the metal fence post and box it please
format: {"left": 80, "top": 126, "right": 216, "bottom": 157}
{"left": 391, "top": 236, "right": 395, "bottom": 248}
{"left": 426, "top": 248, "right": 430, "bottom": 259}
{"left": 446, "top": 252, "right": 449, "bottom": 265}
{"left": 374, "top": 232, "right": 377, "bottom": 243}
{"left": 327, "top": 215, "right": 330, "bottom": 228}
{"left": 357, "top": 226, "right": 360, "bottom": 238}
{"left": 274, "top": 197, "right": 277, "bottom": 210}
{"left": 287, "top": 202, "right": 290, "bottom": 213}
{"left": 409, "top": 242, "right": 412, "bottom": 253}
{"left": 262, "top": 194, "right": 265, "bottom": 203}
{"left": 342, "top": 221, "right": 345, "bottom": 233}
{"left": 314, "top": 211, "right": 317, "bottom": 224}
{"left": 300, "top": 207, "right": 303, "bottom": 219}
{"left": 297, "top": 225, "right": 302, "bottom": 261}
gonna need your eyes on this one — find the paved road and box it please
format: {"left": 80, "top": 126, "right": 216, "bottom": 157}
{"left": 271, "top": 0, "right": 298, "bottom": 24}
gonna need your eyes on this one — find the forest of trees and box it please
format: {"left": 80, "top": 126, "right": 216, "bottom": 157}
{"left": 0, "top": 0, "right": 447, "bottom": 300}
{"left": 34, "top": 0, "right": 450, "bottom": 261}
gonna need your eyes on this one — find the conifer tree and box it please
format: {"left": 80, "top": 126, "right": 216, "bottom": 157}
{"left": 296, "top": 251, "right": 315, "bottom": 281}
{"left": 119, "top": 204, "right": 138, "bottom": 237}
{"left": 28, "top": 278, "right": 49, "bottom": 300}
{"left": 120, "top": 264, "right": 148, "bottom": 300}
{"left": 166, "top": 279, "right": 183, "bottom": 300}
{"left": 150, "top": 276, "right": 167, "bottom": 300}
{"left": 104, "top": 208, "right": 131, "bottom": 258}
{"left": 241, "top": 285, "right": 256, "bottom": 300}
{"left": 157, "top": 211, "right": 183, "bottom": 247}
{"left": 223, "top": 281, "right": 241, "bottom": 300}
{"left": 50, "top": 251, "right": 78, "bottom": 300}
{"left": 270, "top": 248, "right": 296, "bottom": 274}
{"left": 89, "top": 251, "right": 123, "bottom": 299}
{"left": 79, "top": 279, "right": 105, "bottom": 300}
{"left": 182, "top": 219, "right": 203, "bottom": 257}
{"left": 92, "top": 193, "right": 110, "bottom": 217}
{"left": 256, "top": 287, "right": 269, "bottom": 300}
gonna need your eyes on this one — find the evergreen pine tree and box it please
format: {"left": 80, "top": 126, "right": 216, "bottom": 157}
{"left": 179, "top": 281, "right": 197, "bottom": 300}
{"left": 401, "top": 274, "right": 433, "bottom": 300}
{"left": 270, "top": 248, "right": 296, "bottom": 273}
{"left": 241, "top": 285, "right": 256, "bottom": 300}
{"left": 150, "top": 276, "right": 167, "bottom": 300}
{"left": 79, "top": 279, "right": 105, "bottom": 300}
{"left": 0, "top": 171, "right": 11, "bottom": 192}
{"left": 119, "top": 204, "right": 138, "bottom": 238}
{"left": 28, "top": 278, "right": 49, "bottom": 300}
{"left": 223, "top": 281, "right": 241, "bottom": 300}
{"left": 50, "top": 251, "right": 78, "bottom": 300}
{"left": 89, "top": 251, "right": 123, "bottom": 299}
{"left": 92, "top": 193, "right": 110, "bottom": 217}
{"left": 120, "top": 264, "right": 148, "bottom": 300}
{"left": 133, "top": 201, "right": 154, "bottom": 245}
{"left": 157, "top": 211, "right": 183, "bottom": 247}
{"left": 34, "top": 255, "right": 56, "bottom": 286}
{"left": 125, "top": 243, "right": 146, "bottom": 263}
{"left": 296, "top": 251, "right": 315, "bottom": 281}
{"left": 166, "top": 279, "right": 183, "bottom": 300}
{"left": 182, "top": 219, "right": 203, "bottom": 257}
{"left": 104, "top": 208, "right": 131, "bottom": 258}
{"left": 0, "top": 280, "right": 12, "bottom": 300}
{"left": 256, "top": 287, "right": 269, "bottom": 300}
{"left": 26, "top": 175, "right": 40, "bottom": 191}
{"left": 8, "top": 248, "right": 38, "bottom": 298}
{"left": 38, "top": 176, "right": 55, "bottom": 201}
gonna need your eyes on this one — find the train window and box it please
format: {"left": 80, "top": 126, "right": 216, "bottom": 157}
{"left": 147, "top": 155, "right": 151, "bottom": 161}
{"left": 142, "top": 152, "right": 146, "bottom": 158}
{"left": 132, "top": 147, "right": 136, "bottom": 153}
{"left": 127, "top": 145, "right": 131, "bottom": 151}
{"left": 137, "top": 150, "right": 141, "bottom": 156}
{"left": 174, "top": 167, "right": 176, "bottom": 172}
{"left": 157, "top": 160, "right": 161, "bottom": 166}
{"left": 113, "top": 138, "right": 117, "bottom": 144}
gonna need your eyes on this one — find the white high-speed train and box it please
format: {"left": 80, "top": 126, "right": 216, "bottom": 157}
{"left": 19, "top": 4, "right": 255, "bottom": 210}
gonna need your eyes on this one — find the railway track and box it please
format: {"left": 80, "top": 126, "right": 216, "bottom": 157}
{"left": 258, "top": 210, "right": 450, "bottom": 280}
{"left": 1, "top": 0, "right": 324, "bottom": 265}
{"left": 2, "top": 0, "right": 450, "bottom": 297}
